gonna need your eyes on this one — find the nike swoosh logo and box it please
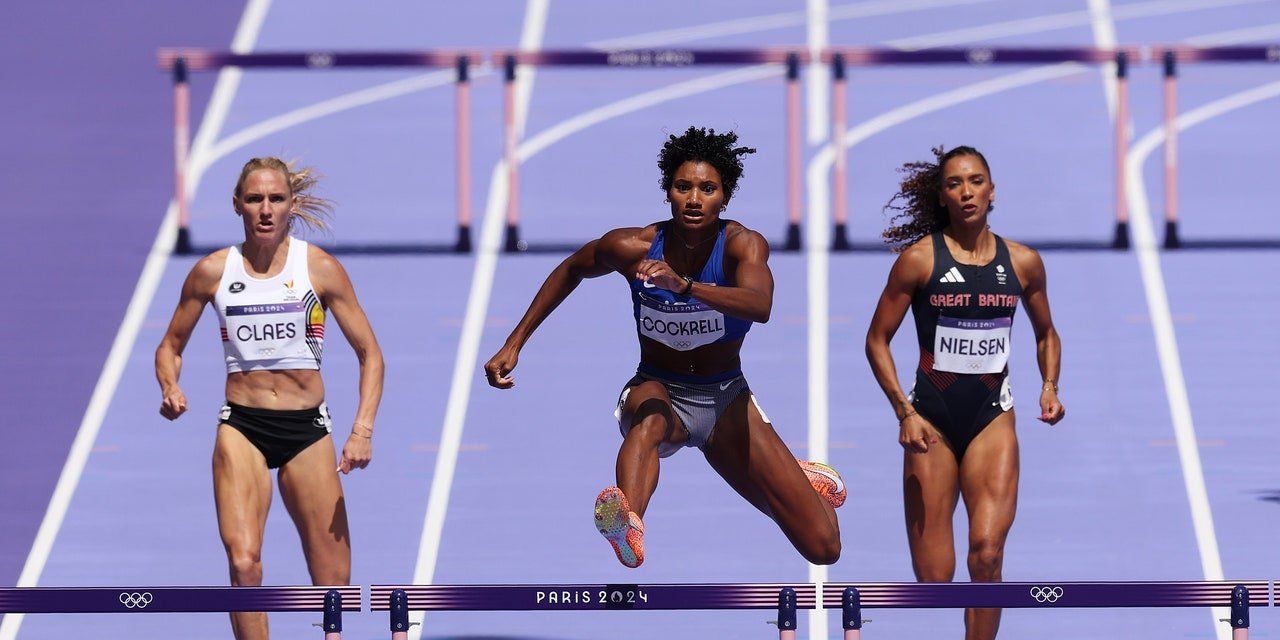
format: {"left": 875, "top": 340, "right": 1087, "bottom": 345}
{"left": 719, "top": 381, "right": 733, "bottom": 390}
{"left": 810, "top": 466, "right": 845, "bottom": 494}
{"left": 641, "top": 280, "right": 656, "bottom": 288}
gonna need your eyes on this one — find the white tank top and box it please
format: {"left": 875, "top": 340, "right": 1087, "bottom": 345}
{"left": 214, "top": 239, "right": 324, "bottom": 373}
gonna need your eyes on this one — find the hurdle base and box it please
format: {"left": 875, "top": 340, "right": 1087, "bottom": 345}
{"left": 175, "top": 227, "right": 193, "bottom": 255}
{"left": 832, "top": 223, "right": 851, "bottom": 252}
{"left": 1111, "top": 221, "right": 1130, "bottom": 250}
{"left": 455, "top": 224, "right": 472, "bottom": 253}
{"left": 783, "top": 222, "right": 802, "bottom": 252}
{"left": 504, "top": 224, "right": 525, "bottom": 252}
{"left": 1163, "top": 221, "right": 1181, "bottom": 249}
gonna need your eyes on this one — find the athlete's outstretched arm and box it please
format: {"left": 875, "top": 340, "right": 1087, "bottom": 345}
{"left": 312, "top": 246, "right": 385, "bottom": 473}
{"left": 1013, "top": 244, "right": 1064, "bottom": 425}
{"left": 155, "top": 252, "right": 222, "bottom": 421}
{"left": 483, "top": 234, "right": 623, "bottom": 389}
{"left": 865, "top": 242, "right": 936, "bottom": 452}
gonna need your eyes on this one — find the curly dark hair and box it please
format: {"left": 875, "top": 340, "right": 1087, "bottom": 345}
{"left": 658, "top": 126, "right": 757, "bottom": 202}
{"left": 881, "top": 145, "right": 992, "bottom": 252}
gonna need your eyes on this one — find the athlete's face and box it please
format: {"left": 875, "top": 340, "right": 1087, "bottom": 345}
{"left": 938, "top": 154, "right": 994, "bottom": 226}
{"left": 668, "top": 161, "right": 726, "bottom": 231}
{"left": 234, "top": 168, "right": 296, "bottom": 243}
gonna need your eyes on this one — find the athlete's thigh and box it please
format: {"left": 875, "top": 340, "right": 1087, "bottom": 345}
{"left": 959, "top": 412, "right": 1019, "bottom": 539}
{"left": 618, "top": 379, "right": 688, "bottom": 447}
{"left": 212, "top": 424, "right": 273, "bottom": 544}
{"left": 277, "top": 435, "right": 348, "bottom": 543}
{"left": 903, "top": 440, "right": 961, "bottom": 536}
{"left": 703, "top": 393, "right": 811, "bottom": 516}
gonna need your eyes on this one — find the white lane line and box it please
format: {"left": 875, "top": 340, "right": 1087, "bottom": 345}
{"left": 405, "top": 1, "right": 548, "bottom": 636}
{"left": 0, "top": 1, "right": 270, "bottom": 638}
{"left": 887, "top": 0, "right": 1272, "bottom": 50}
{"left": 587, "top": 0, "right": 994, "bottom": 51}
{"left": 1187, "top": 21, "right": 1280, "bottom": 45}
{"left": 806, "top": 0, "right": 831, "bottom": 144}
{"left": 1126, "top": 78, "right": 1280, "bottom": 640}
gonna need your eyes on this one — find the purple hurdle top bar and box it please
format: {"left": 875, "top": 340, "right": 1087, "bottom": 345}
{"left": 499, "top": 48, "right": 809, "bottom": 67}
{"left": 370, "top": 583, "right": 817, "bottom": 611}
{"left": 0, "top": 586, "right": 361, "bottom": 614}
{"left": 822, "top": 46, "right": 1141, "bottom": 66}
{"left": 1155, "top": 45, "right": 1280, "bottom": 63}
{"left": 820, "top": 581, "right": 1270, "bottom": 609}
{"left": 157, "top": 49, "right": 480, "bottom": 71}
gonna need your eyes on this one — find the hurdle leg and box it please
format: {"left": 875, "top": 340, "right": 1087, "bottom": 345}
{"left": 390, "top": 588, "right": 412, "bottom": 640}
{"left": 1227, "top": 585, "right": 1250, "bottom": 640}
{"left": 777, "top": 587, "right": 797, "bottom": 639}
{"left": 842, "top": 587, "right": 862, "bottom": 639}
{"left": 317, "top": 589, "right": 342, "bottom": 640}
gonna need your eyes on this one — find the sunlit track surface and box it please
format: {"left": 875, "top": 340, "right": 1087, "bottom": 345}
{"left": 8, "top": 0, "right": 1280, "bottom": 639}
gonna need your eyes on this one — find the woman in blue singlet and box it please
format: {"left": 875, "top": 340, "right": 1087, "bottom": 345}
{"left": 865, "top": 146, "right": 1065, "bottom": 640}
{"left": 155, "top": 157, "right": 384, "bottom": 640}
{"left": 483, "top": 127, "right": 844, "bottom": 569}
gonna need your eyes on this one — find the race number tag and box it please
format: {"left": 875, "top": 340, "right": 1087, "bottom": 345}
{"left": 933, "top": 316, "right": 1012, "bottom": 374}
{"left": 637, "top": 297, "right": 725, "bottom": 351}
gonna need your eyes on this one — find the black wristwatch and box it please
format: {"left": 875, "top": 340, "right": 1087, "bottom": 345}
{"left": 680, "top": 275, "right": 695, "bottom": 295}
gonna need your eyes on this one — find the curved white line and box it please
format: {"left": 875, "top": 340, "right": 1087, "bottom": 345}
{"left": 407, "top": 1, "right": 549, "bottom": 637}
{"left": 196, "top": 69, "right": 466, "bottom": 178}
{"left": 587, "top": 0, "right": 995, "bottom": 50}
{"left": 1125, "top": 78, "right": 1280, "bottom": 640}
{"left": 0, "top": 2, "right": 272, "bottom": 639}
{"left": 888, "top": 0, "right": 1271, "bottom": 50}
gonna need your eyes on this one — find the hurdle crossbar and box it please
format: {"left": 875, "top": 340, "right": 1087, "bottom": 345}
{"left": 0, "top": 585, "right": 361, "bottom": 614}
{"left": 156, "top": 48, "right": 480, "bottom": 255}
{"left": 820, "top": 580, "right": 1268, "bottom": 609}
{"left": 1151, "top": 44, "right": 1280, "bottom": 249}
{"left": 493, "top": 48, "right": 810, "bottom": 252}
{"left": 371, "top": 582, "right": 816, "bottom": 611}
{"left": 823, "top": 46, "right": 1143, "bottom": 251}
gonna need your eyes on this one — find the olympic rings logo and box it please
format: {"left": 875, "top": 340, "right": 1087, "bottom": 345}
{"left": 673, "top": 340, "right": 692, "bottom": 349}
{"left": 1029, "top": 586, "right": 1063, "bottom": 603}
{"left": 119, "top": 592, "right": 154, "bottom": 609}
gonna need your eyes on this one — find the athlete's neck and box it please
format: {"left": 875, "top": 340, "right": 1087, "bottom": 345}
{"left": 241, "top": 236, "right": 291, "bottom": 277}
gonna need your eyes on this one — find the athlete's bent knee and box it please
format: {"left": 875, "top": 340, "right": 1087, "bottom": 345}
{"left": 801, "top": 531, "right": 842, "bottom": 565}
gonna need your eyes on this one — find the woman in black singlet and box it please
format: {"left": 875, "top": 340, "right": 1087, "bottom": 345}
{"left": 865, "top": 146, "right": 1065, "bottom": 640}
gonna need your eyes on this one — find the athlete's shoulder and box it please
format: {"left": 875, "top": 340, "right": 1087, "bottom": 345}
{"left": 722, "top": 219, "right": 768, "bottom": 252}
{"left": 192, "top": 247, "right": 230, "bottom": 280}
{"left": 598, "top": 224, "right": 657, "bottom": 255}
{"left": 1001, "top": 236, "right": 1043, "bottom": 267}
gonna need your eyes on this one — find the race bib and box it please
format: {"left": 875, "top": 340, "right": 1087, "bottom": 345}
{"left": 933, "top": 316, "right": 1012, "bottom": 374}
{"left": 224, "top": 302, "right": 307, "bottom": 360}
{"left": 637, "top": 297, "right": 725, "bottom": 351}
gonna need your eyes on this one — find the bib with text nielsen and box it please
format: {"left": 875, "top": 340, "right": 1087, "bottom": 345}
{"left": 933, "top": 315, "right": 1012, "bottom": 374}
{"left": 637, "top": 296, "right": 725, "bottom": 351}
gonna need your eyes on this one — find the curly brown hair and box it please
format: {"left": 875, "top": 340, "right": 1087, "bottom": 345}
{"left": 881, "top": 145, "right": 992, "bottom": 252}
{"left": 658, "top": 126, "right": 757, "bottom": 202}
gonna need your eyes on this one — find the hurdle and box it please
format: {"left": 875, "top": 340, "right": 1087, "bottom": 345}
{"left": 824, "top": 46, "right": 1142, "bottom": 251}
{"left": 1151, "top": 44, "right": 1280, "bottom": 249}
{"left": 825, "top": 580, "right": 1269, "bottom": 639}
{"left": 157, "top": 49, "right": 479, "bottom": 255}
{"left": 372, "top": 583, "right": 816, "bottom": 638}
{"left": 494, "top": 48, "right": 810, "bottom": 253}
{"left": 368, "top": 580, "right": 1271, "bottom": 638}
{"left": 0, "top": 585, "right": 360, "bottom": 638}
